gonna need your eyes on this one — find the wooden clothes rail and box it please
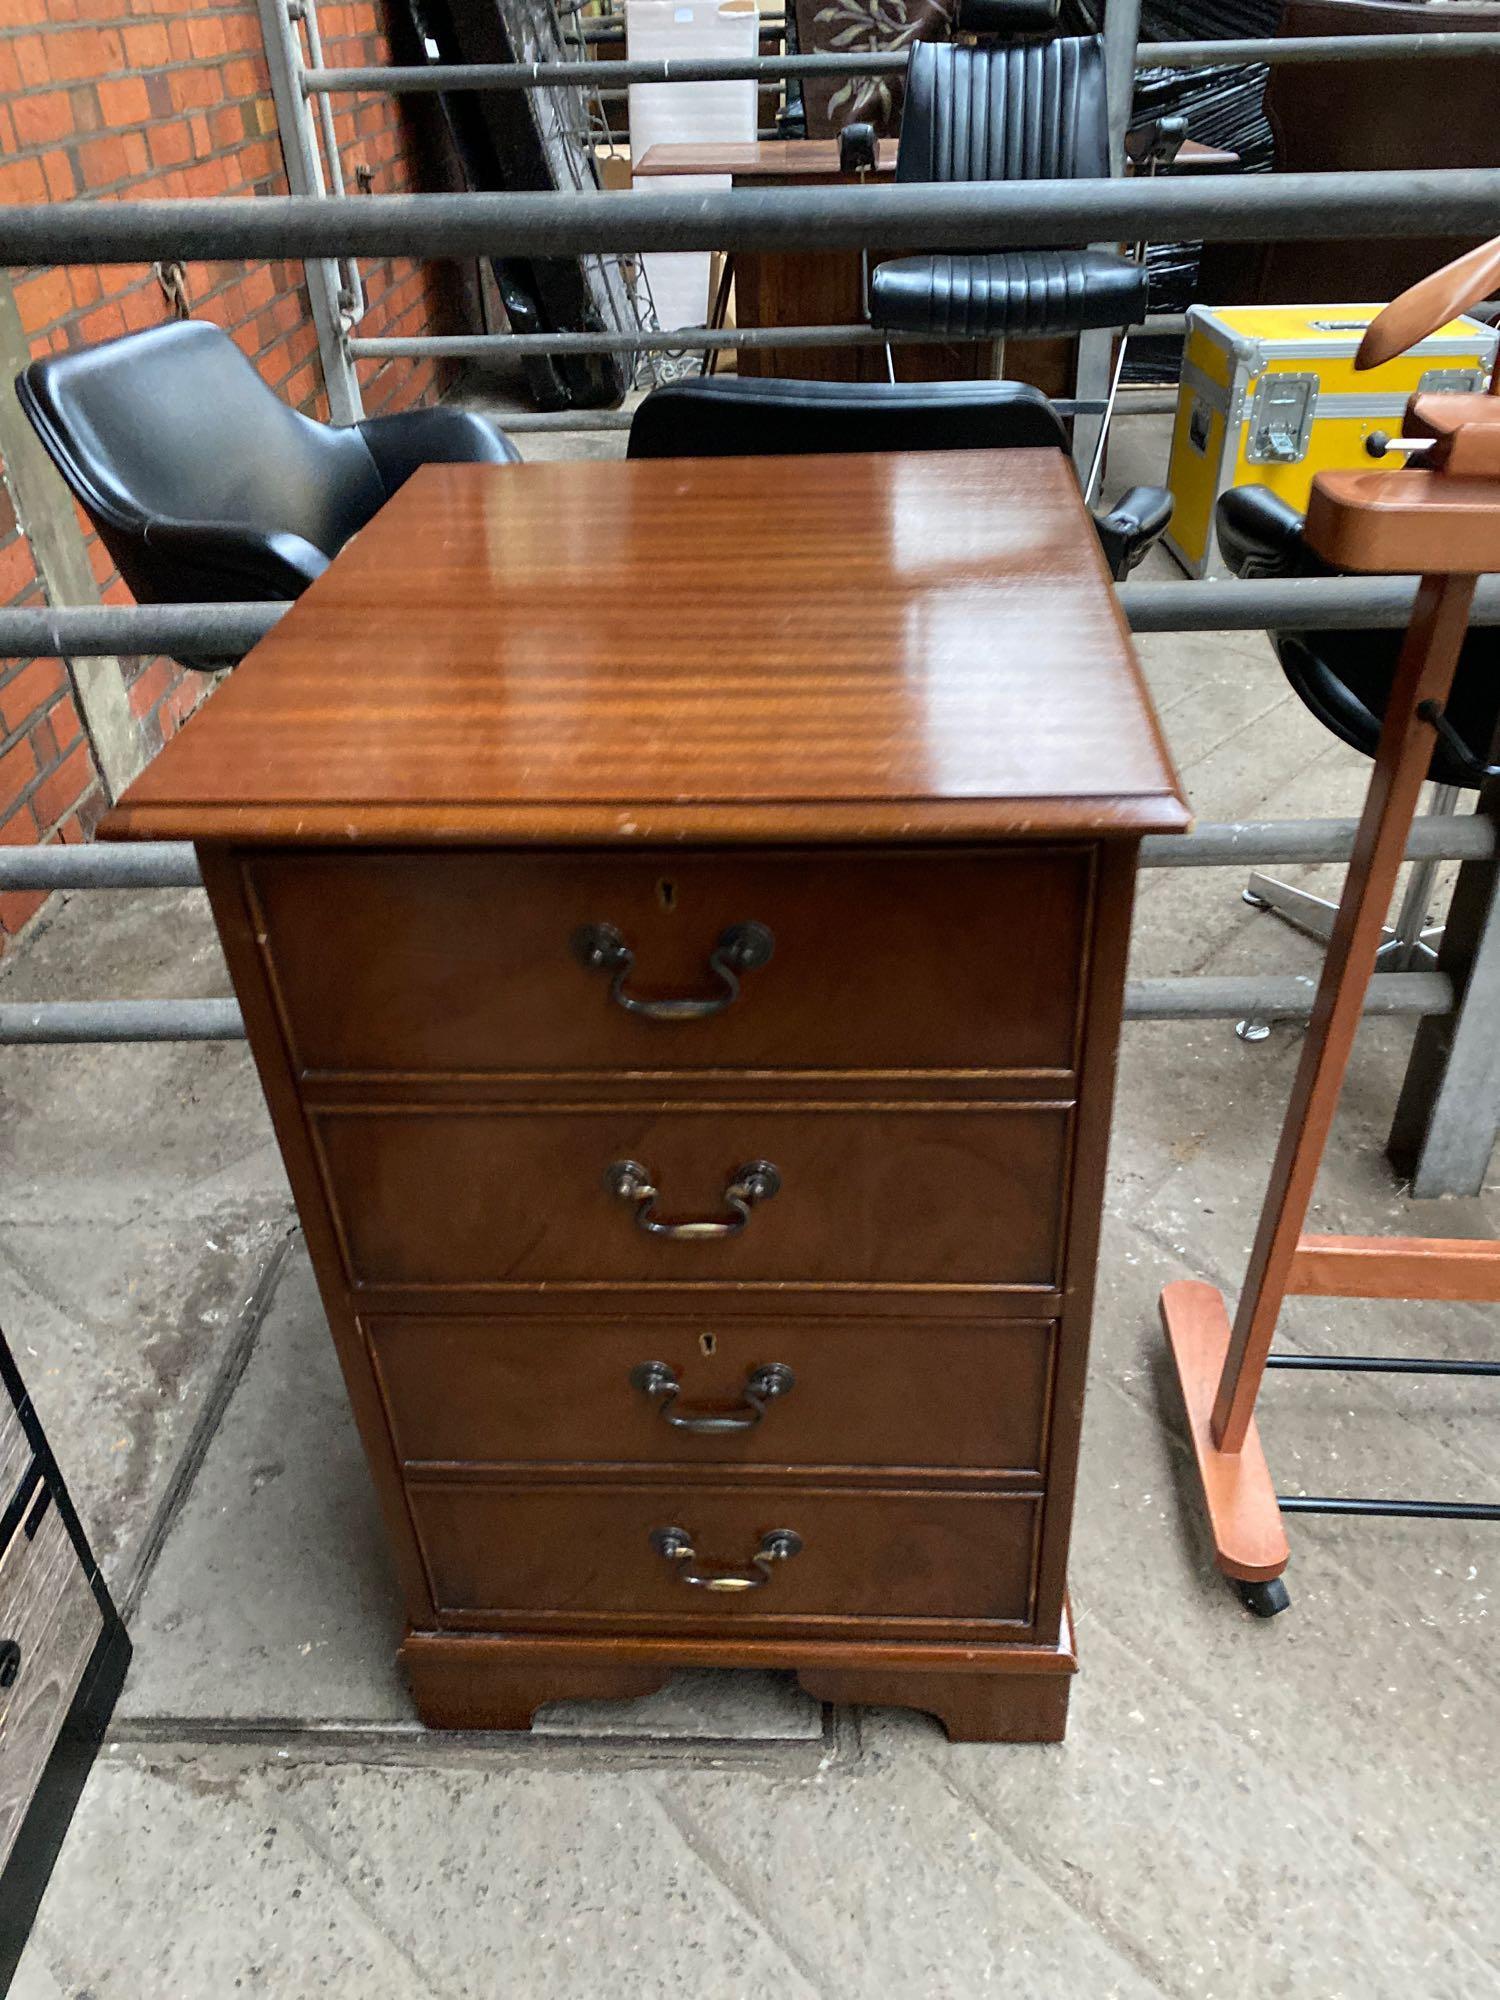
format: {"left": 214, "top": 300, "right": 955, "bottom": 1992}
{"left": 1162, "top": 239, "right": 1500, "bottom": 1613}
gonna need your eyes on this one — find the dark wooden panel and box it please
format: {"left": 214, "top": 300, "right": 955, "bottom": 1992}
{"left": 102, "top": 454, "right": 1187, "bottom": 847}
{"left": 408, "top": 1477, "right": 1040, "bottom": 1626}
{"left": 734, "top": 248, "right": 991, "bottom": 382}
{"left": 368, "top": 1312, "right": 1055, "bottom": 1475}
{"left": 250, "top": 846, "right": 1091, "bottom": 1077}
{"left": 0, "top": 1505, "right": 104, "bottom": 1873}
{"left": 314, "top": 1102, "right": 1072, "bottom": 1291}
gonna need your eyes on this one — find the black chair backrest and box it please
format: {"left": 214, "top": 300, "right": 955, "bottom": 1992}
{"left": 16, "top": 320, "right": 384, "bottom": 569}
{"left": 895, "top": 36, "right": 1109, "bottom": 185}
{"left": 626, "top": 376, "right": 1070, "bottom": 460}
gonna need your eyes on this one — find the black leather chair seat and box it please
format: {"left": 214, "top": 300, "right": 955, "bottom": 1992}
{"left": 871, "top": 249, "right": 1150, "bottom": 340}
{"left": 1216, "top": 485, "right": 1500, "bottom": 788}
{"left": 627, "top": 376, "right": 1174, "bottom": 579}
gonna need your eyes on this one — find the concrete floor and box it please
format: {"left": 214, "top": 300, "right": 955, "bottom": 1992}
{"left": 2, "top": 408, "right": 1498, "bottom": 1998}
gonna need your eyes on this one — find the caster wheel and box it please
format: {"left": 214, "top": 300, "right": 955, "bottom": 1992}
{"left": 1235, "top": 1018, "right": 1273, "bottom": 1044}
{"left": 1236, "top": 1577, "right": 1291, "bottom": 1618}
{"left": 1242, "top": 888, "right": 1270, "bottom": 910}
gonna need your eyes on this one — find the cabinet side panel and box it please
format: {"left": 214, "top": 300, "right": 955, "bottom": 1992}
{"left": 1030, "top": 840, "right": 1139, "bottom": 1642}
{"left": 195, "top": 846, "right": 437, "bottom": 1628}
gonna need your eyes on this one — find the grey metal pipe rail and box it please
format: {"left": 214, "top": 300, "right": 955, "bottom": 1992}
{"left": 3, "top": 818, "right": 1488, "bottom": 895}
{"left": 0, "top": 975, "right": 1452, "bottom": 1046}
{"left": 0, "top": 844, "right": 202, "bottom": 890}
{"left": 1139, "top": 30, "right": 1500, "bottom": 68}
{"left": 0, "top": 1001, "right": 245, "bottom": 1046}
{"left": 1126, "top": 973, "right": 1451, "bottom": 1022}
{"left": 303, "top": 33, "right": 1500, "bottom": 94}
{"left": 501, "top": 410, "right": 634, "bottom": 432}
{"left": 7, "top": 577, "right": 1500, "bottom": 664}
{"left": 7, "top": 171, "right": 1500, "bottom": 265}
{"left": 1123, "top": 575, "right": 1500, "bottom": 632}
{"left": 1139, "top": 816, "right": 1495, "bottom": 869}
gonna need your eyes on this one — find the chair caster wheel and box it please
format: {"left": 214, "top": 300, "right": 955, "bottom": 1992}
{"left": 1242, "top": 888, "right": 1270, "bottom": 909}
{"left": 1236, "top": 1577, "right": 1290, "bottom": 1618}
{"left": 1235, "top": 1018, "right": 1272, "bottom": 1044}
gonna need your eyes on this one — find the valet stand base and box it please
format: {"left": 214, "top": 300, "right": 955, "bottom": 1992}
{"left": 402, "top": 1619, "right": 1078, "bottom": 1744}
{"left": 1160, "top": 397, "right": 1500, "bottom": 1619}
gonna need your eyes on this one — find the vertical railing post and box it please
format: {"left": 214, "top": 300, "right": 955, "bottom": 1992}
{"left": 255, "top": 0, "right": 365, "bottom": 423}
{"left": 1388, "top": 775, "right": 1500, "bottom": 1195}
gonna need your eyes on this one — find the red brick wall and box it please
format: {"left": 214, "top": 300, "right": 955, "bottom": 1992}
{"left": 0, "top": 0, "right": 466, "bottom": 953}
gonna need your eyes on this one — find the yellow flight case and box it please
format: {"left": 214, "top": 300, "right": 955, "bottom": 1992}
{"left": 1164, "top": 303, "right": 1498, "bottom": 577}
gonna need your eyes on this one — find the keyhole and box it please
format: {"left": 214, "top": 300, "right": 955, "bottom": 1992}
{"left": 699, "top": 1331, "right": 716, "bottom": 1357}
{"left": 657, "top": 878, "right": 677, "bottom": 912}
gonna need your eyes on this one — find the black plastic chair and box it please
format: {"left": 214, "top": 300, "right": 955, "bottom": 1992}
{"left": 627, "top": 375, "right": 1173, "bottom": 579}
{"left": 15, "top": 319, "right": 520, "bottom": 667}
{"left": 1217, "top": 483, "right": 1500, "bottom": 1002}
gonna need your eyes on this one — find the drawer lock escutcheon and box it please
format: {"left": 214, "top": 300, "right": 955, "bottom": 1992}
{"left": 650, "top": 1524, "right": 803, "bottom": 1592}
{"left": 604, "top": 1159, "right": 781, "bottom": 1240}
{"left": 630, "top": 1359, "right": 795, "bottom": 1433}
{"left": 571, "top": 920, "right": 774, "bottom": 1021}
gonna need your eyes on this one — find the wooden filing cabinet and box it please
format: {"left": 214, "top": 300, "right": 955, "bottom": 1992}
{"left": 103, "top": 451, "right": 1186, "bottom": 1741}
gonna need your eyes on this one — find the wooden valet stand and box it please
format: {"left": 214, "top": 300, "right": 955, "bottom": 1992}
{"left": 1162, "top": 239, "right": 1500, "bottom": 1617}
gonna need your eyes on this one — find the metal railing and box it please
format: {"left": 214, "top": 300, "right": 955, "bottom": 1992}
{"left": 301, "top": 31, "right": 1500, "bottom": 96}
{"left": 5, "top": 577, "right": 1500, "bottom": 667}
{"left": 4, "top": 138, "right": 1500, "bottom": 1186}
{"left": 0, "top": 827, "right": 1470, "bottom": 1045}
{"left": 8, "top": 172, "right": 1500, "bottom": 266}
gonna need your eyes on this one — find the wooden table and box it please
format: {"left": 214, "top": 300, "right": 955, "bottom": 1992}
{"left": 104, "top": 450, "right": 1186, "bottom": 1740}
{"left": 633, "top": 138, "right": 1239, "bottom": 386}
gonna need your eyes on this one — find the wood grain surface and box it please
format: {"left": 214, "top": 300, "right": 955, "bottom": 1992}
{"left": 366, "top": 1311, "right": 1056, "bottom": 1475}
{"left": 246, "top": 846, "right": 1093, "bottom": 1078}
{"left": 633, "top": 138, "right": 900, "bottom": 179}
{"left": 0, "top": 1503, "right": 104, "bottom": 1872}
{"left": 103, "top": 454, "right": 1186, "bottom": 846}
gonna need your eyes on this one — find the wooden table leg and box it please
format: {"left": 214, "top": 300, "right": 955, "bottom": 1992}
{"left": 1161, "top": 571, "right": 1478, "bottom": 1594}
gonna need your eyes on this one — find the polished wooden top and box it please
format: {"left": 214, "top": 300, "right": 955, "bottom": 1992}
{"left": 631, "top": 137, "right": 1232, "bottom": 182}
{"left": 104, "top": 452, "right": 1188, "bottom": 846}
{"left": 633, "top": 139, "right": 899, "bottom": 181}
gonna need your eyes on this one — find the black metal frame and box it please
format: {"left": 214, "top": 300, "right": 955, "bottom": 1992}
{"left": 0, "top": 1333, "right": 130, "bottom": 1993}
{"left": 1265, "top": 1349, "right": 1498, "bottom": 1524}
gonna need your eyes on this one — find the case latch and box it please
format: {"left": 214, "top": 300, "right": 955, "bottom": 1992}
{"left": 1246, "top": 373, "right": 1318, "bottom": 464}
{"left": 1416, "top": 366, "right": 1488, "bottom": 395}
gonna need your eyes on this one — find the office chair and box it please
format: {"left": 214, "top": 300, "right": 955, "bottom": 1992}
{"left": 1216, "top": 482, "right": 1500, "bottom": 1033}
{"left": 15, "top": 319, "right": 520, "bottom": 669}
{"left": 864, "top": 37, "right": 1169, "bottom": 498}
{"left": 626, "top": 374, "right": 1173, "bottom": 578}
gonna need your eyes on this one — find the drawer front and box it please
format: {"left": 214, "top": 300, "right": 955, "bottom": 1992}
{"left": 370, "top": 1313, "right": 1054, "bottom": 1474}
{"left": 0, "top": 1496, "right": 104, "bottom": 1872}
{"left": 248, "top": 848, "right": 1091, "bottom": 1076}
{"left": 408, "top": 1478, "right": 1039, "bottom": 1626}
{"left": 317, "top": 1103, "right": 1071, "bottom": 1291}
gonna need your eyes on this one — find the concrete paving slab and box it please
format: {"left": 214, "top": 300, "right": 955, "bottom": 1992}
{"left": 0, "top": 885, "right": 293, "bottom": 1589}
{"left": 0, "top": 1207, "right": 289, "bottom": 1587}
{"left": 650, "top": 1752, "right": 1167, "bottom": 1999}
{"left": 13, "top": 1758, "right": 448, "bottom": 2000}
{"left": 262, "top": 1758, "right": 824, "bottom": 2000}
{"left": 121, "top": 1245, "right": 823, "bottom": 1743}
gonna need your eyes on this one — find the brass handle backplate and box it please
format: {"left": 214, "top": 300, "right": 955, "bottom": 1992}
{"left": 572, "top": 920, "right": 773, "bottom": 1022}
{"left": 630, "top": 1360, "right": 794, "bottom": 1433}
{"left": 604, "top": 1159, "right": 780, "bottom": 1240}
{"left": 650, "top": 1524, "right": 803, "bottom": 1593}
